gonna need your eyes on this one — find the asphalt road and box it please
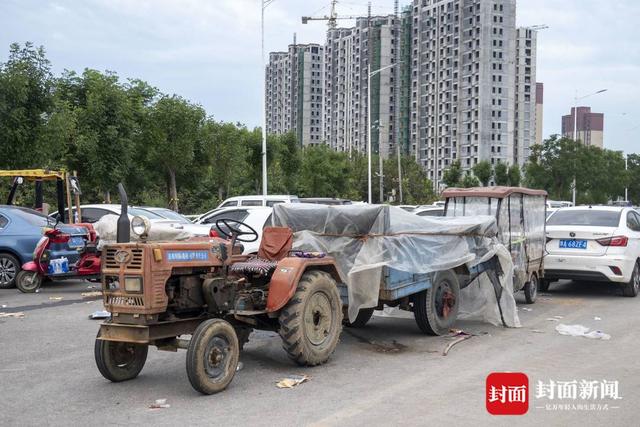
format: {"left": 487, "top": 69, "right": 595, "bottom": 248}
{"left": 0, "top": 279, "right": 638, "bottom": 426}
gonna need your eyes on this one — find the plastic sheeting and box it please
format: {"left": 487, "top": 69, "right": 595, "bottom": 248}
{"left": 273, "top": 204, "right": 520, "bottom": 327}
{"left": 94, "top": 215, "right": 194, "bottom": 249}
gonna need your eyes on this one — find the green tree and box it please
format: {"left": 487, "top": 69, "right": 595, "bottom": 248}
{"left": 298, "top": 145, "right": 350, "bottom": 197}
{"left": 462, "top": 172, "right": 480, "bottom": 188}
{"left": 628, "top": 154, "right": 640, "bottom": 205}
{"left": 508, "top": 164, "right": 521, "bottom": 187}
{"left": 493, "top": 162, "right": 509, "bottom": 186}
{"left": 442, "top": 160, "right": 463, "bottom": 187}
{"left": 472, "top": 160, "right": 492, "bottom": 186}
{"left": 278, "top": 132, "right": 301, "bottom": 194}
{"left": 0, "top": 42, "right": 55, "bottom": 168}
{"left": 146, "top": 95, "right": 205, "bottom": 211}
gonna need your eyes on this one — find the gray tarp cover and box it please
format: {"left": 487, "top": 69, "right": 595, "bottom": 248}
{"left": 273, "top": 204, "right": 520, "bottom": 327}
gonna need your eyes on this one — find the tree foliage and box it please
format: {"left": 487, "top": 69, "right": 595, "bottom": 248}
{"left": 442, "top": 160, "right": 463, "bottom": 187}
{"left": 493, "top": 162, "right": 509, "bottom": 186}
{"left": 472, "top": 160, "right": 492, "bottom": 186}
{"left": 524, "top": 135, "right": 628, "bottom": 204}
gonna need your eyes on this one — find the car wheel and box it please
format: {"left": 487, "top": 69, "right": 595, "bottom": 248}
{"left": 622, "top": 262, "right": 640, "bottom": 298}
{"left": 0, "top": 253, "right": 20, "bottom": 289}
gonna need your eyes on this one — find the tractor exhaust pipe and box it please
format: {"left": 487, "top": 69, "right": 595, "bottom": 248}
{"left": 116, "top": 183, "right": 130, "bottom": 243}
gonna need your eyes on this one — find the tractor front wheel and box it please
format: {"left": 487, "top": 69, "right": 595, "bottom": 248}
{"left": 279, "top": 270, "right": 343, "bottom": 366}
{"left": 186, "top": 319, "right": 239, "bottom": 395}
{"left": 94, "top": 337, "right": 148, "bottom": 382}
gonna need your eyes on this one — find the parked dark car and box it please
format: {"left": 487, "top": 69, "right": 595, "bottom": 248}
{"left": 0, "top": 205, "right": 88, "bottom": 288}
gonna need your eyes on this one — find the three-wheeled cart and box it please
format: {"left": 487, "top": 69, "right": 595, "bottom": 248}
{"left": 442, "top": 186, "right": 547, "bottom": 304}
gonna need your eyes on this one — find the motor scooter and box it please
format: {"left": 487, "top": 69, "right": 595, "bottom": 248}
{"left": 15, "top": 223, "right": 101, "bottom": 293}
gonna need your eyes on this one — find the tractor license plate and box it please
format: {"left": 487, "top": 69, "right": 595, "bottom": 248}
{"left": 559, "top": 239, "right": 587, "bottom": 249}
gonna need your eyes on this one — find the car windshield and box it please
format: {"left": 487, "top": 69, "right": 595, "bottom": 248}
{"left": 151, "top": 209, "right": 190, "bottom": 224}
{"left": 547, "top": 210, "right": 621, "bottom": 227}
{"left": 128, "top": 207, "right": 163, "bottom": 219}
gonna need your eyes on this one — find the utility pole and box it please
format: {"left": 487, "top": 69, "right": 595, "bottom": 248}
{"left": 261, "top": 0, "right": 274, "bottom": 196}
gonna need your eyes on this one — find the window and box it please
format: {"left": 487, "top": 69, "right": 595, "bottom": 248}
{"left": 220, "top": 201, "right": 238, "bottom": 208}
{"left": 266, "top": 200, "right": 285, "bottom": 207}
{"left": 0, "top": 214, "right": 7, "bottom": 229}
{"left": 203, "top": 209, "right": 249, "bottom": 225}
{"left": 627, "top": 212, "right": 640, "bottom": 231}
{"left": 547, "top": 210, "right": 622, "bottom": 227}
{"left": 80, "top": 208, "right": 111, "bottom": 223}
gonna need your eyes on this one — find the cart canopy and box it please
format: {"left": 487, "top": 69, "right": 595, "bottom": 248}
{"left": 273, "top": 204, "right": 519, "bottom": 326}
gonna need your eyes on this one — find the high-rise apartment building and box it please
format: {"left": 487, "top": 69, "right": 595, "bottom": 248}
{"left": 513, "top": 26, "right": 538, "bottom": 166}
{"left": 411, "top": 0, "right": 517, "bottom": 188}
{"left": 265, "top": 42, "right": 324, "bottom": 146}
{"left": 323, "top": 15, "right": 405, "bottom": 158}
{"left": 561, "top": 107, "right": 604, "bottom": 148}
{"left": 265, "top": 0, "right": 540, "bottom": 189}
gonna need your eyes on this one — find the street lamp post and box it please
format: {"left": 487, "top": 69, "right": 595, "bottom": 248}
{"left": 368, "top": 62, "right": 399, "bottom": 204}
{"left": 261, "top": 0, "right": 274, "bottom": 196}
{"left": 571, "top": 88, "right": 607, "bottom": 205}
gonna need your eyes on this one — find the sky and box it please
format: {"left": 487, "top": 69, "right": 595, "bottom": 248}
{"left": 1, "top": 0, "right": 639, "bottom": 154}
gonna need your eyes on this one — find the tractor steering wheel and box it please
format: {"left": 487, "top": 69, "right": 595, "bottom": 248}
{"left": 215, "top": 218, "right": 259, "bottom": 243}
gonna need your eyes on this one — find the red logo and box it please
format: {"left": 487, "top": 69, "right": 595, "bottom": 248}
{"left": 486, "top": 372, "right": 529, "bottom": 415}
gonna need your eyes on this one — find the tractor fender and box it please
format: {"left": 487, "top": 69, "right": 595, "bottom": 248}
{"left": 266, "top": 257, "right": 343, "bottom": 313}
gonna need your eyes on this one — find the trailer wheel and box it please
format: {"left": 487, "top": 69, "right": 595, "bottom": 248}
{"left": 413, "top": 270, "right": 460, "bottom": 336}
{"left": 344, "top": 307, "right": 375, "bottom": 328}
{"left": 15, "top": 270, "right": 42, "bottom": 293}
{"left": 279, "top": 270, "right": 343, "bottom": 366}
{"left": 94, "top": 337, "right": 148, "bottom": 382}
{"left": 539, "top": 279, "right": 551, "bottom": 292}
{"left": 186, "top": 319, "right": 239, "bottom": 395}
{"left": 524, "top": 274, "right": 538, "bottom": 304}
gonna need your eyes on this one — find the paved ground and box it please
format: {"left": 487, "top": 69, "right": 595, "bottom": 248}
{"left": 0, "top": 279, "right": 637, "bottom": 426}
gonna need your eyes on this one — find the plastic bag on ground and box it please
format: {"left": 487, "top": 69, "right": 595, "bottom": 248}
{"left": 555, "top": 324, "right": 611, "bottom": 340}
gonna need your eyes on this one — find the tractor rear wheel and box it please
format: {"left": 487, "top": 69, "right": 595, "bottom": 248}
{"left": 413, "top": 270, "right": 460, "bottom": 336}
{"left": 279, "top": 270, "right": 343, "bottom": 366}
{"left": 94, "top": 337, "right": 148, "bottom": 382}
{"left": 186, "top": 319, "right": 239, "bottom": 395}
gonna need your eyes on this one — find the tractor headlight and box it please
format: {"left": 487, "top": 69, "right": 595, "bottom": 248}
{"left": 124, "top": 277, "right": 143, "bottom": 293}
{"left": 131, "top": 216, "right": 150, "bottom": 237}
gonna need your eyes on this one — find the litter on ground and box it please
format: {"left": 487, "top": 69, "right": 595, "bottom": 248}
{"left": 81, "top": 291, "right": 102, "bottom": 297}
{"left": 49, "top": 296, "right": 63, "bottom": 301}
{"left": 521, "top": 307, "right": 533, "bottom": 312}
{"left": 555, "top": 324, "right": 611, "bottom": 340}
{"left": 276, "top": 375, "right": 310, "bottom": 388}
{"left": 0, "top": 312, "right": 25, "bottom": 319}
{"left": 546, "top": 318, "right": 560, "bottom": 322}
{"left": 88, "top": 311, "right": 110, "bottom": 320}
{"left": 594, "top": 316, "right": 602, "bottom": 321}
{"left": 531, "top": 329, "right": 545, "bottom": 333}
{"left": 149, "top": 399, "right": 170, "bottom": 409}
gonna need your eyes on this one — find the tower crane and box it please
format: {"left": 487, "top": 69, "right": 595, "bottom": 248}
{"left": 302, "top": 0, "right": 366, "bottom": 29}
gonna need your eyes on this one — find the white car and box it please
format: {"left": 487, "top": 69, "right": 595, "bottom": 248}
{"left": 196, "top": 207, "right": 273, "bottom": 254}
{"left": 544, "top": 206, "right": 640, "bottom": 296}
{"left": 138, "top": 207, "right": 212, "bottom": 236}
{"left": 217, "top": 195, "right": 299, "bottom": 208}
{"left": 51, "top": 204, "right": 171, "bottom": 224}
{"left": 413, "top": 206, "right": 444, "bottom": 217}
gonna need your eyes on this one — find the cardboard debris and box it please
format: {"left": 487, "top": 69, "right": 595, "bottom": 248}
{"left": 81, "top": 291, "right": 102, "bottom": 298}
{"left": 0, "top": 312, "right": 25, "bottom": 319}
{"left": 149, "top": 399, "right": 170, "bottom": 409}
{"left": 276, "top": 375, "right": 310, "bottom": 388}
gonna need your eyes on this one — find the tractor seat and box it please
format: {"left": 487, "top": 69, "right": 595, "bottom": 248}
{"left": 229, "top": 227, "right": 293, "bottom": 276}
